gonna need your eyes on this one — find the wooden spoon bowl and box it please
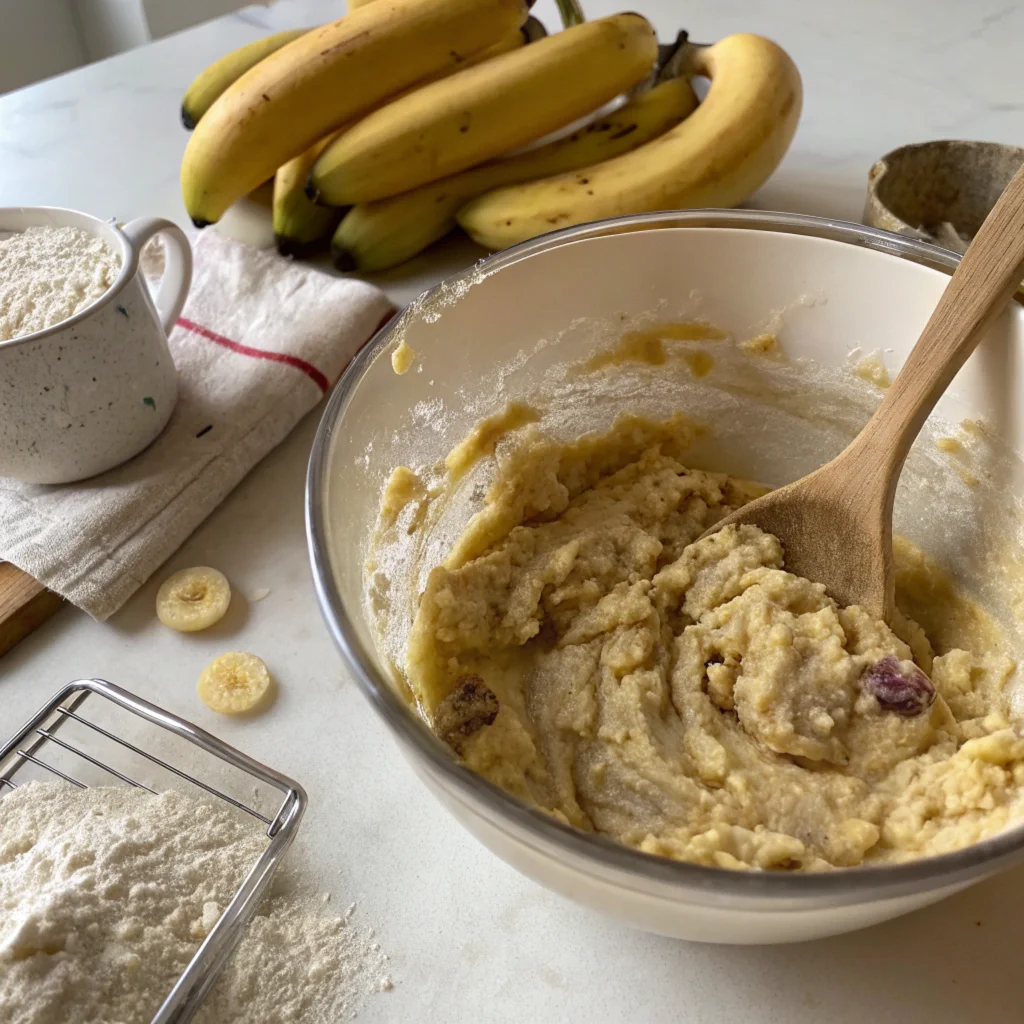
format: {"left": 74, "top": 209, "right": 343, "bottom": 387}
{"left": 704, "top": 163, "right": 1024, "bottom": 620}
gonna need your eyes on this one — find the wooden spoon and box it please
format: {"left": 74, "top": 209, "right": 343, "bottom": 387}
{"left": 703, "top": 162, "right": 1024, "bottom": 622}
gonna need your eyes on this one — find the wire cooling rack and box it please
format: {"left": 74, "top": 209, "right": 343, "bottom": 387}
{"left": 0, "top": 677, "right": 307, "bottom": 1024}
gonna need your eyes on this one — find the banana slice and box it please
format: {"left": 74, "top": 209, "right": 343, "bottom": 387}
{"left": 156, "top": 567, "right": 232, "bottom": 632}
{"left": 198, "top": 652, "right": 272, "bottom": 714}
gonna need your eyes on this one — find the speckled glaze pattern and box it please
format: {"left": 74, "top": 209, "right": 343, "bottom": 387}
{"left": 0, "top": 208, "right": 191, "bottom": 484}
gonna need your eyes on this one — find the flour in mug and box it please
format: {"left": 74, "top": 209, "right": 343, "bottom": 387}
{"left": 0, "top": 226, "right": 121, "bottom": 341}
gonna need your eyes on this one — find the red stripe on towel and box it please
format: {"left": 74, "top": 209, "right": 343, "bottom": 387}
{"left": 176, "top": 316, "right": 329, "bottom": 394}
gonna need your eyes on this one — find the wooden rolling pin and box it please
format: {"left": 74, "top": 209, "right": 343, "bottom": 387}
{"left": 0, "top": 563, "right": 63, "bottom": 657}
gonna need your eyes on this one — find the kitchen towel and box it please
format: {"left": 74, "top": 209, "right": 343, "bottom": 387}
{"left": 0, "top": 230, "right": 393, "bottom": 619}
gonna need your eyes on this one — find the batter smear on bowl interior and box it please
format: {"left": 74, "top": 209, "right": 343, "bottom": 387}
{"left": 385, "top": 412, "right": 1024, "bottom": 871}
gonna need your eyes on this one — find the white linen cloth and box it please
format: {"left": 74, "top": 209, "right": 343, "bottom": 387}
{"left": 0, "top": 231, "right": 393, "bottom": 619}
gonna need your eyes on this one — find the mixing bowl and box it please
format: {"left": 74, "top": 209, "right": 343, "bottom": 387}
{"left": 307, "top": 210, "right": 1024, "bottom": 944}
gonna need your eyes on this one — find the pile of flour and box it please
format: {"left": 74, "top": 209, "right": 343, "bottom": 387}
{"left": 0, "top": 226, "right": 121, "bottom": 341}
{"left": 0, "top": 783, "right": 390, "bottom": 1023}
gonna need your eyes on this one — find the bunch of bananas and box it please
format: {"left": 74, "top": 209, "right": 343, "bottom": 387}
{"left": 179, "top": 0, "right": 802, "bottom": 272}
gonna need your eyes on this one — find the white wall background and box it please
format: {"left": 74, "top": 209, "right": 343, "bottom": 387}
{"left": 141, "top": 0, "right": 245, "bottom": 41}
{"left": 74, "top": 0, "right": 149, "bottom": 63}
{"left": 0, "top": 0, "right": 254, "bottom": 95}
{"left": 0, "top": 0, "right": 86, "bottom": 94}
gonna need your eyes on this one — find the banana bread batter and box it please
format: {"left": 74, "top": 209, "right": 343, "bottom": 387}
{"left": 396, "top": 414, "right": 1024, "bottom": 870}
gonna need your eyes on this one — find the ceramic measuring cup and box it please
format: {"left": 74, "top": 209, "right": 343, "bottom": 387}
{"left": 0, "top": 207, "right": 192, "bottom": 484}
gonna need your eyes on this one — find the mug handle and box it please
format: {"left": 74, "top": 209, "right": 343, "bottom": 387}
{"left": 120, "top": 217, "right": 193, "bottom": 334}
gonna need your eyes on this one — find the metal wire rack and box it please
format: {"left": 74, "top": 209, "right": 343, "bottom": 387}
{"left": 0, "top": 678, "right": 307, "bottom": 1024}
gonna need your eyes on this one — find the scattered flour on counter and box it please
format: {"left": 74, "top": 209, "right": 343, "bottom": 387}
{"left": 0, "top": 226, "right": 121, "bottom": 341}
{"left": 0, "top": 783, "right": 391, "bottom": 1024}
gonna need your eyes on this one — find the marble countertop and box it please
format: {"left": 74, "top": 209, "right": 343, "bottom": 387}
{"left": 3, "top": 1, "right": 1024, "bottom": 1021}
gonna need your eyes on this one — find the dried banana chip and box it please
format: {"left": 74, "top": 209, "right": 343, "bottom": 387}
{"left": 197, "top": 652, "right": 272, "bottom": 714}
{"left": 157, "top": 567, "right": 231, "bottom": 632}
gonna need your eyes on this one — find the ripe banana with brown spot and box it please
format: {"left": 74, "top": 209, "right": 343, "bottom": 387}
{"left": 457, "top": 34, "right": 802, "bottom": 250}
{"left": 272, "top": 22, "right": 533, "bottom": 256}
{"left": 310, "top": 13, "right": 659, "bottom": 206}
{"left": 180, "top": 0, "right": 527, "bottom": 226}
{"left": 180, "top": 29, "right": 308, "bottom": 129}
{"left": 420, "top": 17, "right": 538, "bottom": 80}
{"left": 332, "top": 75, "right": 698, "bottom": 272}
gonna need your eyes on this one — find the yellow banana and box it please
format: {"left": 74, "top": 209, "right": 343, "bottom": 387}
{"left": 270, "top": 19, "right": 531, "bottom": 256}
{"left": 181, "top": 0, "right": 527, "bottom": 227}
{"left": 457, "top": 34, "right": 803, "bottom": 250}
{"left": 332, "top": 76, "right": 699, "bottom": 272}
{"left": 274, "top": 139, "right": 344, "bottom": 257}
{"left": 420, "top": 18, "right": 532, "bottom": 79}
{"left": 272, "top": 19, "right": 531, "bottom": 254}
{"left": 310, "top": 13, "right": 659, "bottom": 207}
{"left": 181, "top": 29, "right": 308, "bottom": 129}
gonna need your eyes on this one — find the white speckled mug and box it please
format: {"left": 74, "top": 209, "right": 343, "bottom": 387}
{"left": 0, "top": 207, "right": 192, "bottom": 484}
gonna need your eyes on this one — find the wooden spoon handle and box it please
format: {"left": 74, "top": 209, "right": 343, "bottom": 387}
{"left": 846, "top": 161, "right": 1024, "bottom": 488}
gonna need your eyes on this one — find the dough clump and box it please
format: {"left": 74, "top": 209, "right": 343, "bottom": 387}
{"left": 401, "top": 416, "right": 1023, "bottom": 871}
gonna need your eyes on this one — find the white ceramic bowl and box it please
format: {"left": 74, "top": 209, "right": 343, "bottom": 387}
{"left": 307, "top": 210, "right": 1024, "bottom": 944}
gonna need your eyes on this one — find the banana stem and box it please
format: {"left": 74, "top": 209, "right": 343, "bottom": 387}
{"left": 680, "top": 44, "right": 717, "bottom": 87}
{"left": 657, "top": 33, "right": 708, "bottom": 83}
{"left": 656, "top": 30, "right": 689, "bottom": 77}
{"left": 553, "top": 0, "right": 585, "bottom": 28}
